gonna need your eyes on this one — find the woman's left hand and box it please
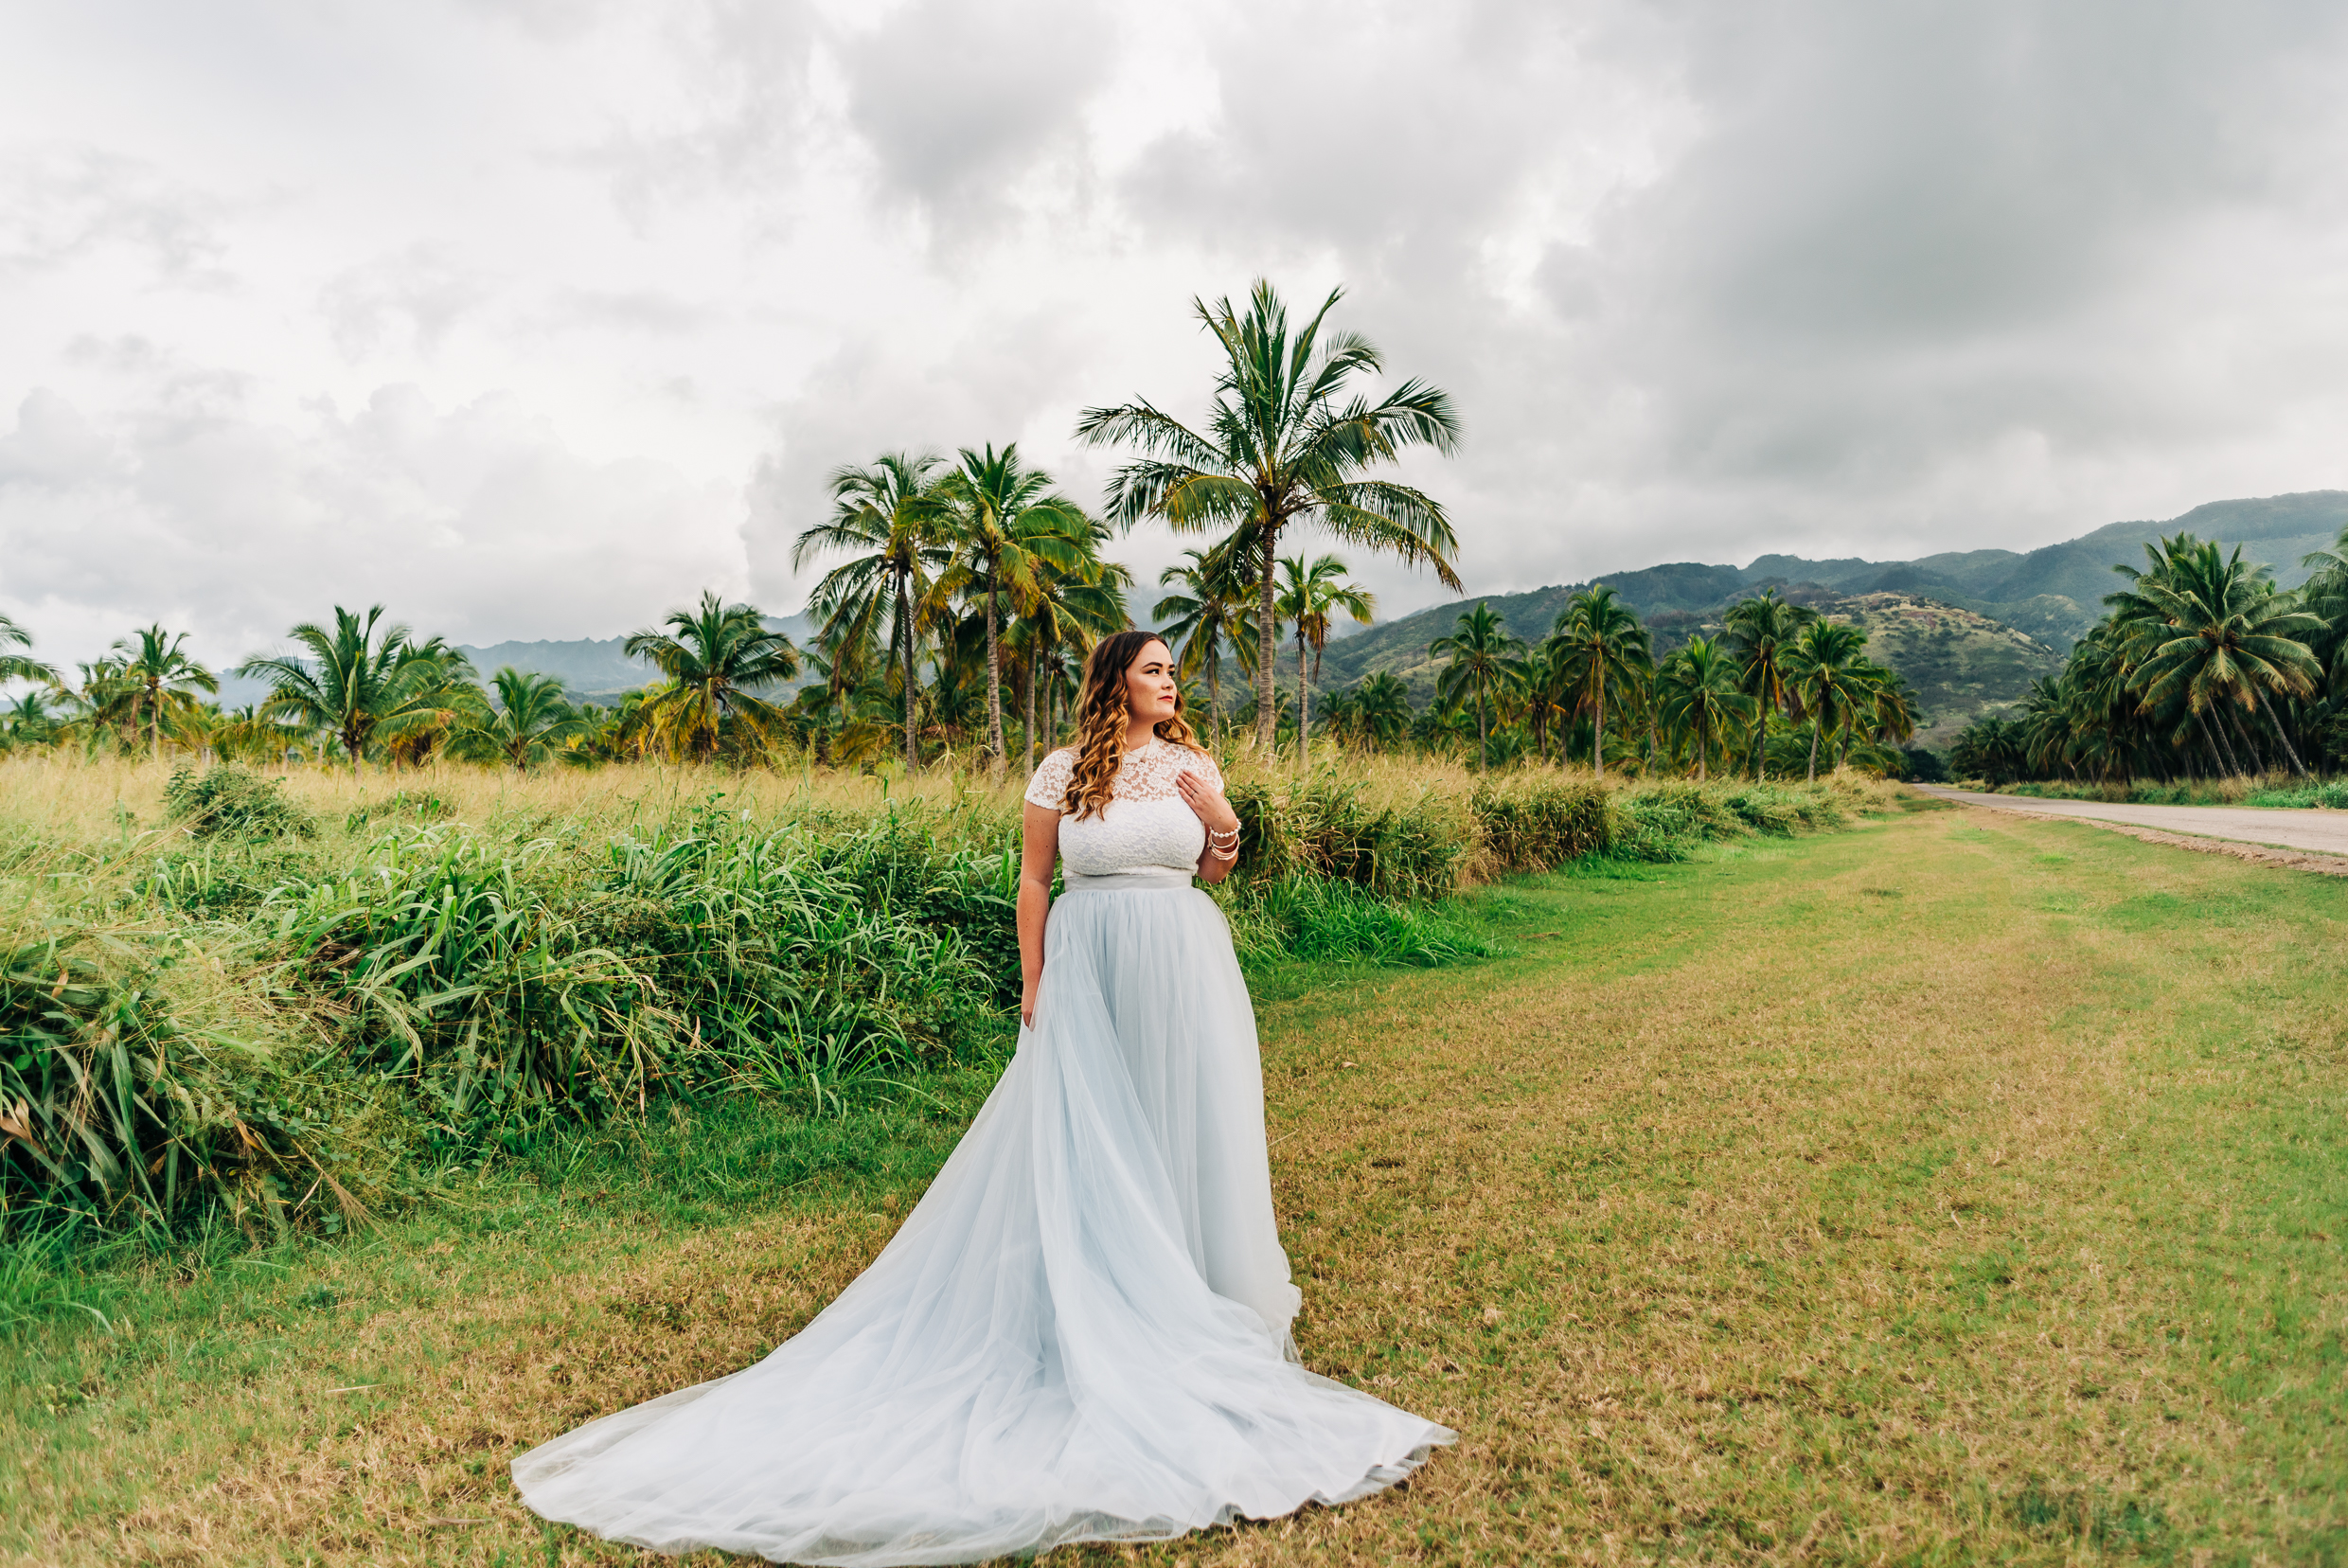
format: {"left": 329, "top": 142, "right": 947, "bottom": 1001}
{"left": 1177, "top": 770, "right": 1240, "bottom": 837}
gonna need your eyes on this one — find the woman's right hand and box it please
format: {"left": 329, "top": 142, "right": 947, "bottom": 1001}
{"left": 1021, "top": 977, "right": 1040, "bottom": 1029}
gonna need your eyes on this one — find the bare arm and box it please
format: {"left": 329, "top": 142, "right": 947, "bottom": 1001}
{"left": 1017, "top": 802, "right": 1061, "bottom": 1027}
{"left": 1177, "top": 769, "right": 1243, "bottom": 886}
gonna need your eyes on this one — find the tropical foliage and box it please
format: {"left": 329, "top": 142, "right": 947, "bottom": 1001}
{"left": 1951, "top": 530, "right": 2345, "bottom": 785}
{"left": 1078, "top": 279, "right": 1462, "bottom": 748}
{"left": 1276, "top": 553, "right": 1375, "bottom": 763}
{"left": 13, "top": 287, "right": 2336, "bottom": 793}
{"left": 235, "top": 607, "right": 473, "bottom": 767}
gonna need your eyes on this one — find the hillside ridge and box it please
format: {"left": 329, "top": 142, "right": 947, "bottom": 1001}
{"left": 1312, "top": 489, "right": 2347, "bottom": 741}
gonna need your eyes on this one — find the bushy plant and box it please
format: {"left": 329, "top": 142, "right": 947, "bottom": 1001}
{"left": 1223, "top": 877, "right": 1491, "bottom": 969}
{"left": 264, "top": 803, "right": 1006, "bottom": 1147}
{"left": 1225, "top": 775, "right": 1468, "bottom": 901}
{"left": 0, "top": 931, "right": 392, "bottom": 1237}
{"left": 2244, "top": 779, "right": 2348, "bottom": 810}
{"left": 1468, "top": 779, "right": 1612, "bottom": 870}
{"left": 162, "top": 765, "right": 314, "bottom": 840}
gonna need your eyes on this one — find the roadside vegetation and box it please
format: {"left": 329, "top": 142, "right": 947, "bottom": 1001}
{"left": 0, "top": 755, "right": 1894, "bottom": 1248}
{"left": 1948, "top": 530, "right": 2348, "bottom": 788}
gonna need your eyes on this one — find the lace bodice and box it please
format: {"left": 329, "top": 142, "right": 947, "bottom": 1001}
{"left": 1023, "top": 739, "right": 1223, "bottom": 879}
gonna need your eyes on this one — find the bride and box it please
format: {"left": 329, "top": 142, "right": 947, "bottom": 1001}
{"left": 512, "top": 629, "right": 1452, "bottom": 1564}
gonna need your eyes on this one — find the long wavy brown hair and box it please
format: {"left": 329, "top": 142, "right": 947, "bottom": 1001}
{"left": 1059, "top": 629, "right": 1207, "bottom": 820}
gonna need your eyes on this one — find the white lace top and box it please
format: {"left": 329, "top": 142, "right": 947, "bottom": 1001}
{"left": 1023, "top": 739, "right": 1224, "bottom": 879}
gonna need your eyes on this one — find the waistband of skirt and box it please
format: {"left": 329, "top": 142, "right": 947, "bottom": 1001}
{"left": 1059, "top": 870, "right": 1196, "bottom": 894}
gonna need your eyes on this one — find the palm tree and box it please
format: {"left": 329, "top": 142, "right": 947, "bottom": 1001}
{"left": 929, "top": 444, "right": 1090, "bottom": 775}
{"left": 1723, "top": 589, "right": 1818, "bottom": 781}
{"left": 236, "top": 607, "right": 472, "bottom": 770}
{"left": 210, "top": 703, "right": 294, "bottom": 765}
{"left": 1078, "top": 280, "right": 1462, "bottom": 750}
{"left": 1549, "top": 586, "right": 1653, "bottom": 778}
{"left": 1655, "top": 636, "right": 1755, "bottom": 781}
{"left": 1865, "top": 668, "right": 1921, "bottom": 753}
{"left": 1009, "top": 517, "right": 1130, "bottom": 768}
{"left": 2111, "top": 537, "right": 2323, "bottom": 776}
{"left": 1351, "top": 670, "right": 1414, "bottom": 749}
{"left": 1431, "top": 603, "right": 1525, "bottom": 768}
{"left": 0, "top": 614, "right": 56, "bottom": 686}
{"left": 1274, "top": 553, "right": 1376, "bottom": 763}
{"left": 1785, "top": 619, "right": 1873, "bottom": 780}
{"left": 624, "top": 591, "right": 802, "bottom": 762}
{"left": 0, "top": 689, "right": 61, "bottom": 753}
{"left": 1951, "top": 715, "right": 2028, "bottom": 785}
{"left": 1153, "top": 543, "right": 1253, "bottom": 744}
{"left": 111, "top": 624, "right": 219, "bottom": 760}
{"left": 793, "top": 452, "right": 952, "bottom": 771}
{"left": 452, "top": 668, "right": 587, "bottom": 769}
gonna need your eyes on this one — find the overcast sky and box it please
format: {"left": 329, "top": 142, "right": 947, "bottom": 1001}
{"left": 6, "top": 0, "right": 2348, "bottom": 671}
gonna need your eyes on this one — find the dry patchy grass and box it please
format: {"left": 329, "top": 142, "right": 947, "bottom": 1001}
{"left": 5, "top": 804, "right": 2344, "bottom": 1564}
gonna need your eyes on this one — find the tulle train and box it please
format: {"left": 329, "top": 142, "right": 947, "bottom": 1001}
{"left": 511, "top": 877, "right": 1452, "bottom": 1564}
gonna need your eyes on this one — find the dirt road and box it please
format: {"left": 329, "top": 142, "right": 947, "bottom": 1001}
{"left": 1916, "top": 784, "right": 2348, "bottom": 856}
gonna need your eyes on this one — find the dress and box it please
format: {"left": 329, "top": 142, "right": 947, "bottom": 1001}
{"left": 510, "top": 738, "right": 1453, "bottom": 1564}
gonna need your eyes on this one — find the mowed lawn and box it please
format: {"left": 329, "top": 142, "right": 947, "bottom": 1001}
{"left": 5, "top": 801, "right": 2345, "bottom": 1564}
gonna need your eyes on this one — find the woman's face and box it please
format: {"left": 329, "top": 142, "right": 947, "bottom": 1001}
{"left": 1124, "top": 640, "right": 1180, "bottom": 726}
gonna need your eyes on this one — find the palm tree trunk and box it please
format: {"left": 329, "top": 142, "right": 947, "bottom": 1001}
{"left": 1296, "top": 628, "right": 1310, "bottom": 766}
{"left": 1255, "top": 536, "right": 1279, "bottom": 752}
{"left": 984, "top": 572, "right": 1005, "bottom": 775}
{"left": 2197, "top": 707, "right": 2238, "bottom": 776}
{"left": 2224, "top": 704, "right": 2259, "bottom": 776}
{"left": 1023, "top": 650, "right": 1037, "bottom": 774}
{"left": 1805, "top": 720, "right": 1820, "bottom": 783}
{"left": 2253, "top": 688, "right": 2311, "bottom": 776}
{"left": 1477, "top": 686, "right": 1488, "bottom": 768}
{"left": 1592, "top": 686, "right": 1606, "bottom": 780}
{"left": 1697, "top": 717, "right": 1708, "bottom": 782}
{"left": 898, "top": 569, "right": 919, "bottom": 771}
{"left": 1206, "top": 654, "right": 1221, "bottom": 747}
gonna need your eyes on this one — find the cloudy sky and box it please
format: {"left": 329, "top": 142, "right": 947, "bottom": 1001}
{"left": 6, "top": 0, "right": 2348, "bottom": 671}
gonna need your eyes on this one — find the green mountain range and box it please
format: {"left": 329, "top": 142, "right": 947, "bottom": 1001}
{"left": 1312, "top": 490, "right": 2348, "bottom": 745}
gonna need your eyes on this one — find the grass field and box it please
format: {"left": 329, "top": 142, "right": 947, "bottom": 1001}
{"left": 4, "top": 797, "right": 2344, "bottom": 1564}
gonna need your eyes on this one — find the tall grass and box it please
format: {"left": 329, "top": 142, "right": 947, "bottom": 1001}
{"left": 0, "top": 754, "right": 1893, "bottom": 1241}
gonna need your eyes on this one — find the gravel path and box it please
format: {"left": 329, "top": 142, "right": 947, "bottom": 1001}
{"left": 1916, "top": 785, "right": 2348, "bottom": 856}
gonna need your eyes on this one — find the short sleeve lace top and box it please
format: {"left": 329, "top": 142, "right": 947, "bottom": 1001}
{"left": 1023, "top": 739, "right": 1223, "bottom": 879}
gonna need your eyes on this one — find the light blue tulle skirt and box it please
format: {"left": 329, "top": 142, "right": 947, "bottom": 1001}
{"left": 512, "top": 871, "right": 1452, "bottom": 1564}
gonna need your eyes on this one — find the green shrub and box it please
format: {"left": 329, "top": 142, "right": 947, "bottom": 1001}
{"left": 264, "top": 807, "right": 1005, "bottom": 1146}
{"left": 1226, "top": 775, "right": 1468, "bottom": 900}
{"left": 162, "top": 766, "right": 314, "bottom": 840}
{"left": 343, "top": 789, "right": 455, "bottom": 830}
{"left": 0, "top": 932, "right": 391, "bottom": 1237}
{"left": 1223, "top": 876, "right": 1492, "bottom": 969}
{"left": 1468, "top": 779, "right": 1612, "bottom": 870}
{"left": 2245, "top": 779, "right": 2348, "bottom": 810}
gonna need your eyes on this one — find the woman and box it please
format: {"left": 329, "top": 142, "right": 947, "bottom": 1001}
{"left": 512, "top": 630, "right": 1451, "bottom": 1563}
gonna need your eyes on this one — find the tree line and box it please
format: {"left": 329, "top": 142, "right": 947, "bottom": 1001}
{"left": 1332, "top": 586, "right": 1919, "bottom": 780}
{"left": 0, "top": 282, "right": 1482, "bottom": 775}
{"left": 1948, "top": 532, "right": 2348, "bottom": 784}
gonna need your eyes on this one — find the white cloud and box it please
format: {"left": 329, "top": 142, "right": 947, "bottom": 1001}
{"left": 2, "top": 0, "right": 2346, "bottom": 676}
